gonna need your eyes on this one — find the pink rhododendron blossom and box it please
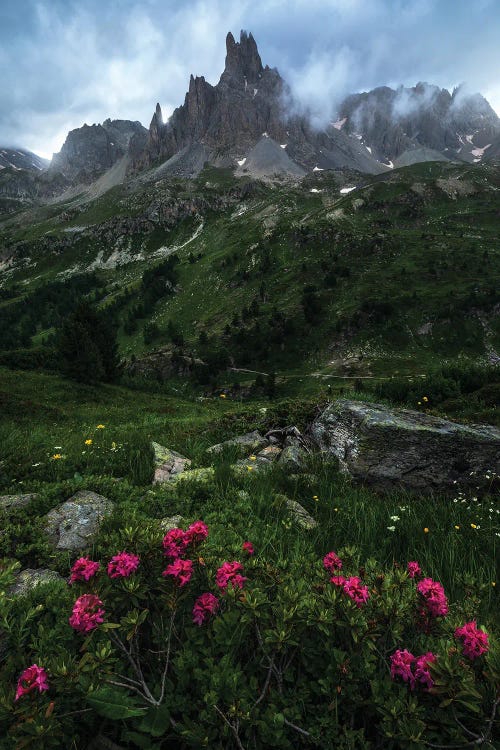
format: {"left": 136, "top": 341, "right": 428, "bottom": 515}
{"left": 414, "top": 652, "right": 436, "bottom": 690}
{"left": 342, "top": 576, "right": 370, "bottom": 607}
{"left": 323, "top": 551, "right": 343, "bottom": 573}
{"left": 193, "top": 592, "right": 219, "bottom": 625}
{"left": 15, "top": 665, "right": 49, "bottom": 701}
{"left": 455, "top": 621, "right": 489, "bottom": 659}
{"left": 69, "top": 557, "right": 100, "bottom": 584}
{"left": 162, "top": 528, "right": 189, "bottom": 558}
{"left": 330, "top": 575, "right": 347, "bottom": 587}
{"left": 390, "top": 649, "right": 415, "bottom": 689}
{"left": 69, "top": 594, "right": 105, "bottom": 634}
{"left": 417, "top": 578, "right": 448, "bottom": 618}
{"left": 216, "top": 561, "right": 246, "bottom": 592}
{"left": 185, "top": 521, "right": 209, "bottom": 545}
{"left": 163, "top": 558, "right": 193, "bottom": 587}
{"left": 242, "top": 541, "right": 254, "bottom": 556}
{"left": 407, "top": 561, "right": 422, "bottom": 579}
{"left": 107, "top": 552, "right": 140, "bottom": 579}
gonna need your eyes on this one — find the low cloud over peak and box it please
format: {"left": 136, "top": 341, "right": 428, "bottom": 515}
{"left": 1, "top": 0, "right": 499, "bottom": 158}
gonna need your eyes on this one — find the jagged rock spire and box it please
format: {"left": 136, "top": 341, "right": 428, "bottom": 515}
{"left": 223, "top": 30, "right": 263, "bottom": 83}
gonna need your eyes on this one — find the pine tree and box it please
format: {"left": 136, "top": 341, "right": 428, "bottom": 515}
{"left": 56, "top": 302, "right": 121, "bottom": 384}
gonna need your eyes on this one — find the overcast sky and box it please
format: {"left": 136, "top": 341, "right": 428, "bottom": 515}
{"left": 1, "top": 0, "right": 499, "bottom": 159}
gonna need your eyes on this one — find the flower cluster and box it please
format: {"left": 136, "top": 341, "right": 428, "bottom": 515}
{"left": 162, "top": 521, "right": 208, "bottom": 559}
{"left": 417, "top": 577, "right": 448, "bottom": 618}
{"left": 242, "top": 541, "right": 254, "bottom": 556}
{"left": 390, "top": 649, "right": 436, "bottom": 690}
{"left": 192, "top": 592, "right": 219, "bottom": 625}
{"left": 407, "top": 561, "right": 422, "bottom": 579}
{"left": 15, "top": 665, "right": 49, "bottom": 701}
{"left": 69, "top": 594, "right": 105, "bottom": 634}
{"left": 331, "top": 575, "right": 370, "bottom": 608}
{"left": 69, "top": 557, "right": 100, "bottom": 584}
{"left": 107, "top": 551, "right": 140, "bottom": 579}
{"left": 455, "top": 621, "right": 489, "bottom": 660}
{"left": 323, "top": 550, "right": 343, "bottom": 573}
{"left": 163, "top": 558, "right": 194, "bottom": 587}
{"left": 216, "top": 561, "right": 246, "bottom": 592}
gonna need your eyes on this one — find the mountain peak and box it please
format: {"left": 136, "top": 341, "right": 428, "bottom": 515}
{"left": 223, "top": 29, "right": 263, "bottom": 83}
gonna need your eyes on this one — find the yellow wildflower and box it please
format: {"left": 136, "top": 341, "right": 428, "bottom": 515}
{"left": 492, "top": 582, "right": 496, "bottom": 587}
{"left": 424, "top": 527, "right": 429, "bottom": 533}
{"left": 418, "top": 401, "right": 422, "bottom": 406}
{"left": 470, "top": 523, "right": 477, "bottom": 529}
{"left": 96, "top": 424, "right": 105, "bottom": 429}
{"left": 85, "top": 439, "right": 92, "bottom": 446}
{"left": 454, "top": 525, "right": 460, "bottom": 530}
{"left": 247, "top": 466, "right": 254, "bottom": 471}
{"left": 219, "top": 394, "right": 226, "bottom": 399}
{"left": 423, "top": 396, "right": 429, "bottom": 402}
{"left": 51, "top": 454, "right": 62, "bottom": 460}
{"left": 249, "top": 455, "right": 256, "bottom": 461}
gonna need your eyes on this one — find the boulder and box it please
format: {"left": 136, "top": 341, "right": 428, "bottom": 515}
{"left": 274, "top": 494, "right": 317, "bottom": 530}
{"left": 152, "top": 442, "right": 191, "bottom": 483}
{"left": 206, "top": 430, "right": 268, "bottom": 456}
{"left": 0, "top": 493, "right": 38, "bottom": 513}
{"left": 311, "top": 399, "right": 500, "bottom": 493}
{"left": 278, "top": 438, "right": 308, "bottom": 472}
{"left": 44, "top": 490, "right": 114, "bottom": 551}
{"left": 10, "top": 568, "right": 65, "bottom": 597}
{"left": 255, "top": 445, "right": 282, "bottom": 464}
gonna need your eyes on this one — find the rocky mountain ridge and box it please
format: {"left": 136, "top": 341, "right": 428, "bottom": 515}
{"left": 1, "top": 30, "right": 500, "bottom": 211}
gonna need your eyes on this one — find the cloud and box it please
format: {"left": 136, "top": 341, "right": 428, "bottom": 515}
{"left": 0, "top": 0, "right": 499, "bottom": 158}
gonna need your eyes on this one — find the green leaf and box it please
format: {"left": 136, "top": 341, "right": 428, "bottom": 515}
{"left": 86, "top": 687, "right": 147, "bottom": 720}
{"left": 137, "top": 703, "right": 171, "bottom": 737}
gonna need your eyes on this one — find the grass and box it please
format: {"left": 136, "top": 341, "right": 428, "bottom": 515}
{"left": 0, "top": 367, "right": 498, "bottom": 628}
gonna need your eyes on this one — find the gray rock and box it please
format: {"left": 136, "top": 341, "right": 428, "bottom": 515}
{"left": 206, "top": 430, "right": 268, "bottom": 456}
{"left": 282, "top": 498, "right": 317, "bottom": 530}
{"left": 158, "top": 515, "right": 184, "bottom": 533}
{"left": 311, "top": 399, "right": 500, "bottom": 493}
{"left": 279, "top": 438, "right": 308, "bottom": 472}
{"left": 152, "top": 442, "right": 191, "bottom": 483}
{"left": 10, "top": 568, "right": 65, "bottom": 597}
{"left": 0, "top": 493, "right": 38, "bottom": 513}
{"left": 255, "top": 445, "right": 282, "bottom": 464}
{"left": 44, "top": 490, "right": 114, "bottom": 550}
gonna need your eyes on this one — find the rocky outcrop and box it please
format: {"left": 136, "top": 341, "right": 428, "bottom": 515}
{"left": 10, "top": 568, "right": 65, "bottom": 597}
{"left": 311, "top": 399, "right": 500, "bottom": 493}
{"left": 50, "top": 119, "right": 147, "bottom": 182}
{"left": 206, "top": 430, "right": 268, "bottom": 456}
{"left": 133, "top": 31, "right": 387, "bottom": 177}
{"left": 152, "top": 442, "right": 191, "bottom": 483}
{"left": 337, "top": 83, "right": 500, "bottom": 164}
{"left": 44, "top": 490, "right": 114, "bottom": 550}
{"left": 0, "top": 493, "right": 38, "bottom": 513}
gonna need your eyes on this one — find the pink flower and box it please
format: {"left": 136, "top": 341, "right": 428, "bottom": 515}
{"left": 163, "top": 558, "right": 193, "bottom": 587}
{"left": 107, "top": 551, "right": 140, "bottom": 579}
{"left": 185, "top": 521, "right": 209, "bottom": 545}
{"left": 390, "top": 649, "right": 415, "bottom": 689}
{"left": 417, "top": 578, "right": 448, "bottom": 618}
{"left": 193, "top": 592, "right": 219, "bottom": 625}
{"left": 407, "top": 561, "right": 422, "bottom": 579}
{"left": 343, "top": 576, "right": 370, "bottom": 608}
{"left": 415, "top": 652, "right": 436, "bottom": 690}
{"left": 323, "top": 551, "right": 343, "bottom": 573}
{"left": 455, "top": 621, "right": 489, "bottom": 659}
{"left": 69, "top": 594, "right": 105, "bottom": 634}
{"left": 69, "top": 557, "right": 100, "bottom": 584}
{"left": 15, "top": 665, "right": 49, "bottom": 701}
{"left": 242, "top": 541, "right": 254, "bottom": 556}
{"left": 162, "top": 528, "right": 189, "bottom": 558}
{"left": 216, "top": 561, "right": 246, "bottom": 592}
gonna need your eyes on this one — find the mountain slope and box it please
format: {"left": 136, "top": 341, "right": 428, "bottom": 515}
{"left": 0, "top": 147, "right": 48, "bottom": 172}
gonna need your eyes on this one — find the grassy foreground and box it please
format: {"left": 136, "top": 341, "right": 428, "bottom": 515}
{"left": 0, "top": 368, "right": 498, "bottom": 748}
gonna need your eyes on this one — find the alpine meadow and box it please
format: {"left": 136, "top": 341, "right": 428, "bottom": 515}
{"left": 0, "top": 7, "right": 499, "bottom": 749}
